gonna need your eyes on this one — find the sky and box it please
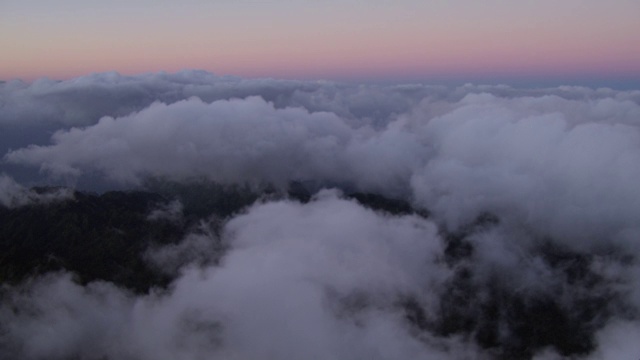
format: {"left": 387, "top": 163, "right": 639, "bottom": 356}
{"left": 2, "top": 0, "right": 640, "bottom": 86}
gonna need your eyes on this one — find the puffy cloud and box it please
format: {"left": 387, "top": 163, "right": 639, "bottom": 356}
{"left": 0, "top": 70, "right": 428, "bottom": 131}
{"left": 4, "top": 72, "right": 639, "bottom": 194}
{"left": 5, "top": 96, "right": 356, "bottom": 186}
{"left": 410, "top": 93, "right": 640, "bottom": 250}
{"left": 3, "top": 190, "right": 639, "bottom": 359}
{"left": 2, "top": 72, "right": 640, "bottom": 358}
{"left": 6, "top": 85, "right": 640, "bottom": 249}
{"left": 3, "top": 70, "right": 637, "bottom": 153}
{"left": 2, "top": 193, "right": 485, "bottom": 360}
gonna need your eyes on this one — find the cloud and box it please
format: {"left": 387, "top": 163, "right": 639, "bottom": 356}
{"left": 2, "top": 193, "right": 488, "bottom": 360}
{"left": 6, "top": 83, "right": 640, "bottom": 249}
{"left": 3, "top": 71, "right": 639, "bottom": 193}
{"left": 0, "top": 174, "right": 73, "bottom": 208}
{"left": 410, "top": 93, "right": 640, "bottom": 250}
{"left": 5, "top": 96, "right": 356, "bottom": 186}
{"left": 586, "top": 321, "right": 640, "bottom": 360}
{"left": 2, "top": 72, "right": 640, "bottom": 358}
{"left": 2, "top": 190, "right": 639, "bottom": 358}
{"left": 4, "top": 70, "right": 637, "bottom": 154}
{"left": 144, "top": 215, "right": 221, "bottom": 276}
{"left": 0, "top": 70, "right": 427, "bottom": 131}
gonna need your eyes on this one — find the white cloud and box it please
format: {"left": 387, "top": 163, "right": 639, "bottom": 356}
{"left": 2, "top": 193, "right": 484, "bottom": 360}
{"left": 5, "top": 96, "right": 357, "bottom": 186}
{"left": 7, "top": 85, "right": 640, "bottom": 250}
{"left": 2, "top": 72, "right": 640, "bottom": 358}
{"left": 410, "top": 93, "right": 640, "bottom": 251}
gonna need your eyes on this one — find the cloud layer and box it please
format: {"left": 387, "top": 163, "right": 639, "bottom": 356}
{"left": 5, "top": 75, "right": 640, "bottom": 247}
{"left": 1, "top": 71, "right": 640, "bottom": 359}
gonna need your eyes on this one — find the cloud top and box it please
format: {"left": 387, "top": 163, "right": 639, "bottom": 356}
{"left": 2, "top": 72, "right": 640, "bottom": 359}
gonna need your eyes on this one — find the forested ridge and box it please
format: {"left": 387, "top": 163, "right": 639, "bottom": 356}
{"left": 0, "top": 184, "right": 420, "bottom": 292}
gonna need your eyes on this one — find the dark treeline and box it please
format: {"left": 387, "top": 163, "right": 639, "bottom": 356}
{"left": 0, "top": 183, "right": 419, "bottom": 292}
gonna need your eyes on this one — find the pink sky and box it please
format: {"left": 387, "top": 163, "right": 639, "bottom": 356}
{"left": 1, "top": 1, "right": 639, "bottom": 84}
